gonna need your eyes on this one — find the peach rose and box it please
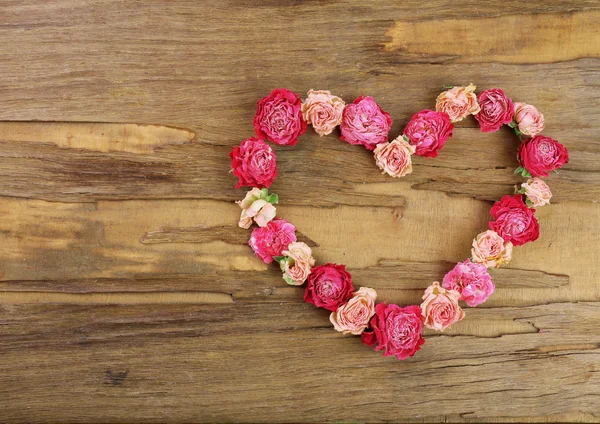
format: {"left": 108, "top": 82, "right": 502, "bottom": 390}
{"left": 373, "top": 136, "right": 416, "bottom": 178}
{"left": 237, "top": 188, "right": 277, "bottom": 229}
{"left": 514, "top": 102, "right": 544, "bottom": 137}
{"left": 330, "top": 287, "right": 377, "bottom": 335}
{"left": 301, "top": 89, "right": 345, "bottom": 136}
{"left": 471, "top": 230, "right": 513, "bottom": 268}
{"left": 435, "top": 83, "right": 481, "bottom": 123}
{"left": 420, "top": 281, "right": 465, "bottom": 331}
{"left": 521, "top": 178, "right": 552, "bottom": 207}
{"left": 280, "top": 242, "right": 315, "bottom": 286}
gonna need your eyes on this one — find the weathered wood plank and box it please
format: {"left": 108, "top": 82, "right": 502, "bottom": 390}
{"left": 0, "top": 301, "right": 598, "bottom": 422}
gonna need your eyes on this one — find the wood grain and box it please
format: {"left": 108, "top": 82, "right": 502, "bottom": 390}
{"left": 0, "top": 1, "right": 599, "bottom": 422}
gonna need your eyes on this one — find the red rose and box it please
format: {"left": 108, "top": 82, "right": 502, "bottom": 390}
{"left": 489, "top": 194, "right": 539, "bottom": 246}
{"left": 249, "top": 218, "right": 296, "bottom": 264}
{"left": 403, "top": 110, "right": 454, "bottom": 158}
{"left": 304, "top": 263, "right": 354, "bottom": 311}
{"left": 340, "top": 96, "right": 393, "bottom": 150}
{"left": 253, "top": 88, "right": 306, "bottom": 146}
{"left": 474, "top": 88, "right": 514, "bottom": 132}
{"left": 517, "top": 135, "right": 569, "bottom": 177}
{"left": 361, "top": 303, "right": 424, "bottom": 360}
{"left": 230, "top": 137, "right": 277, "bottom": 189}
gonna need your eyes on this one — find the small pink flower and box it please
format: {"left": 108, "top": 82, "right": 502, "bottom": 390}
{"left": 280, "top": 242, "right": 315, "bottom": 286}
{"left": 489, "top": 195, "right": 539, "bottom": 246}
{"left": 514, "top": 102, "right": 544, "bottom": 137}
{"left": 442, "top": 259, "right": 495, "bottom": 307}
{"left": 237, "top": 188, "right": 277, "bottom": 229}
{"left": 253, "top": 88, "right": 306, "bottom": 146}
{"left": 373, "top": 136, "right": 415, "bottom": 178}
{"left": 403, "top": 110, "right": 454, "bottom": 158}
{"left": 230, "top": 138, "right": 277, "bottom": 189}
{"left": 420, "top": 281, "right": 465, "bottom": 331}
{"left": 471, "top": 230, "right": 513, "bottom": 269}
{"left": 340, "top": 96, "right": 392, "bottom": 150}
{"left": 301, "top": 90, "right": 345, "bottom": 136}
{"left": 474, "top": 88, "right": 514, "bottom": 132}
{"left": 330, "top": 287, "right": 377, "bottom": 335}
{"left": 435, "top": 84, "right": 481, "bottom": 123}
{"left": 521, "top": 178, "right": 552, "bottom": 207}
{"left": 249, "top": 218, "right": 296, "bottom": 264}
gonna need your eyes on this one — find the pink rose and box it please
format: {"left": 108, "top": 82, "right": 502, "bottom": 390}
{"left": 304, "top": 263, "right": 354, "bottom": 311}
{"left": 442, "top": 259, "right": 495, "bottom": 307}
{"left": 253, "top": 88, "right": 306, "bottom": 146}
{"left": 471, "top": 230, "right": 513, "bottom": 269}
{"left": 361, "top": 303, "right": 424, "bottom": 360}
{"left": 435, "top": 84, "right": 481, "bottom": 123}
{"left": 373, "top": 136, "right": 415, "bottom": 178}
{"left": 301, "top": 89, "right": 345, "bottom": 136}
{"left": 489, "top": 194, "right": 539, "bottom": 246}
{"left": 340, "top": 96, "right": 393, "bottom": 150}
{"left": 403, "top": 110, "right": 454, "bottom": 158}
{"left": 514, "top": 102, "right": 544, "bottom": 137}
{"left": 237, "top": 188, "right": 277, "bottom": 229}
{"left": 279, "top": 242, "right": 315, "bottom": 286}
{"left": 330, "top": 287, "right": 377, "bottom": 335}
{"left": 420, "top": 281, "right": 465, "bottom": 331}
{"left": 517, "top": 135, "right": 569, "bottom": 178}
{"left": 521, "top": 178, "right": 552, "bottom": 207}
{"left": 230, "top": 138, "right": 277, "bottom": 189}
{"left": 474, "top": 88, "right": 514, "bottom": 132}
{"left": 249, "top": 218, "right": 296, "bottom": 264}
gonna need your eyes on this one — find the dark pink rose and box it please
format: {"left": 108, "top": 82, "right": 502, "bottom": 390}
{"left": 474, "top": 88, "right": 514, "bottom": 132}
{"left": 489, "top": 195, "right": 539, "bottom": 246}
{"left": 249, "top": 218, "right": 296, "bottom": 264}
{"left": 361, "top": 303, "right": 424, "bottom": 360}
{"left": 517, "top": 135, "right": 569, "bottom": 177}
{"left": 304, "top": 263, "right": 354, "bottom": 311}
{"left": 230, "top": 137, "right": 277, "bottom": 189}
{"left": 442, "top": 259, "right": 495, "bottom": 307}
{"left": 403, "top": 110, "right": 454, "bottom": 158}
{"left": 340, "top": 96, "right": 392, "bottom": 150}
{"left": 253, "top": 88, "right": 306, "bottom": 146}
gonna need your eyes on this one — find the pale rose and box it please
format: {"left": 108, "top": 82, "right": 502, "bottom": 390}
{"left": 237, "top": 188, "right": 277, "bottom": 229}
{"left": 471, "top": 230, "right": 513, "bottom": 268}
{"left": 280, "top": 242, "right": 315, "bottom": 286}
{"left": 514, "top": 102, "right": 544, "bottom": 137}
{"left": 373, "top": 136, "right": 416, "bottom": 178}
{"left": 435, "top": 84, "right": 481, "bottom": 123}
{"left": 301, "top": 90, "right": 345, "bottom": 136}
{"left": 420, "top": 281, "right": 465, "bottom": 331}
{"left": 330, "top": 287, "right": 377, "bottom": 335}
{"left": 521, "top": 178, "right": 552, "bottom": 207}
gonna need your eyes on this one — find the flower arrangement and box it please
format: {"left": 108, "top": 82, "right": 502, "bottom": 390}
{"left": 229, "top": 86, "right": 569, "bottom": 360}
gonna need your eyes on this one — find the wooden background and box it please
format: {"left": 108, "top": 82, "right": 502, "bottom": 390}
{"left": 0, "top": 1, "right": 599, "bottom": 422}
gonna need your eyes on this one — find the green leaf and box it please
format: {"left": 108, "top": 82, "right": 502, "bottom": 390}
{"left": 514, "top": 127, "right": 522, "bottom": 137}
{"left": 508, "top": 120, "right": 517, "bottom": 129}
{"left": 283, "top": 274, "right": 302, "bottom": 286}
{"left": 266, "top": 193, "right": 279, "bottom": 204}
{"left": 514, "top": 166, "right": 525, "bottom": 175}
{"left": 522, "top": 168, "right": 532, "bottom": 178}
{"left": 260, "top": 188, "right": 269, "bottom": 199}
{"left": 401, "top": 134, "right": 410, "bottom": 144}
{"left": 273, "top": 256, "right": 285, "bottom": 263}
{"left": 525, "top": 198, "right": 534, "bottom": 208}
{"left": 442, "top": 85, "right": 455, "bottom": 89}
{"left": 554, "top": 170, "right": 560, "bottom": 175}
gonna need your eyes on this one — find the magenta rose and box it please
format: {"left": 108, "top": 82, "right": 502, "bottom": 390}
{"left": 489, "top": 194, "right": 539, "bottom": 246}
{"left": 304, "top": 263, "right": 354, "bottom": 311}
{"left": 517, "top": 135, "right": 569, "bottom": 177}
{"left": 474, "top": 88, "right": 514, "bottom": 132}
{"left": 253, "top": 88, "right": 307, "bottom": 146}
{"left": 403, "top": 110, "right": 454, "bottom": 158}
{"left": 230, "top": 137, "right": 277, "bottom": 189}
{"left": 340, "top": 96, "right": 392, "bottom": 150}
{"left": 248, "top": 218, "right": 296, "bottom": 264}
{"left": 442, "top": 259, "right": 495, "bottom": 307}
{"left": 361, "top": 303, "right": 424, "bottom": 360}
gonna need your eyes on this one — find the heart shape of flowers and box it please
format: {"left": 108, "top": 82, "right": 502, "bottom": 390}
{"left": 229, "top": 86, "right": 569, "bottom": 361}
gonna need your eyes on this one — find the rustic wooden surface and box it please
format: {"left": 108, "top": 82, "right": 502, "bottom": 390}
{"left": 0, "top": 1, "right": 599, "bottom": 422}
